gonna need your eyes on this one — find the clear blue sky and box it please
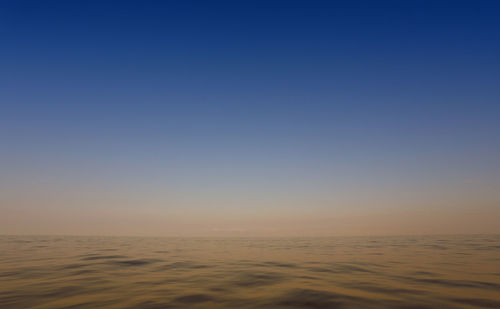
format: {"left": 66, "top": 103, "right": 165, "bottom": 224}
{"left": 1, "top": 1, "right": 499, "bottom": 235}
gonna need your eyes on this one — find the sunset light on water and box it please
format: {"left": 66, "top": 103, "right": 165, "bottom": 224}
{"left": 1, "top": 1, "right": 500, "bottom": 308}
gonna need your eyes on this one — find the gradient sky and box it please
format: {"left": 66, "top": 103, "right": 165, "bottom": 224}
{"left": 1, "top": 0, "right": 500, "bottom": 236}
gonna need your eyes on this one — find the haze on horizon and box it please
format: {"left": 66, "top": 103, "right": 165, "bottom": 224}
{"left": 1, "top": 1, "right": 499, "bottom": 237}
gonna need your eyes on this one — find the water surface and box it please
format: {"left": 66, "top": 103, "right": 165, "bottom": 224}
{"left": 1, "top": 235, "right": 499, "bottom": 308}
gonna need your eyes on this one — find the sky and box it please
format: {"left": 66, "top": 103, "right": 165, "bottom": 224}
{"left": 1, "top": 0, "right": 499, "bottom": 236}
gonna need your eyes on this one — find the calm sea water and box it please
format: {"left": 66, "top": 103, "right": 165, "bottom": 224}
{"left": 1, "top": 235, "right": 499, "bottom": 308}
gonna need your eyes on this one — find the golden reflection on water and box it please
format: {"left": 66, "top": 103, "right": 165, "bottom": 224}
{"left": 1, "top": 235, "right": 499, "bottom": 308}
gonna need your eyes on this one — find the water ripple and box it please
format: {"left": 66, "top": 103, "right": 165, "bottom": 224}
{"left": 0, "top": 235, "right": 499, "bottom": 308}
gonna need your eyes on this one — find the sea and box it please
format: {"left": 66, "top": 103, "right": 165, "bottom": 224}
{"left": 1, "top": 235, "right": 499, "bottom": 308}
